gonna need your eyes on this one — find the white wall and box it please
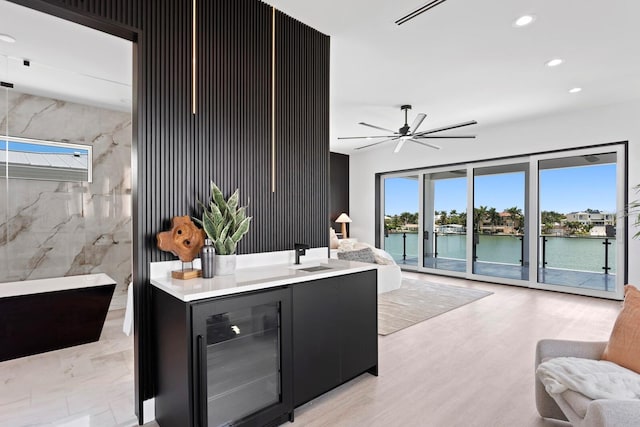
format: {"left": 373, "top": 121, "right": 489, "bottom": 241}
{"left": 349, "top": 100, "right": 640, "bottom": 283}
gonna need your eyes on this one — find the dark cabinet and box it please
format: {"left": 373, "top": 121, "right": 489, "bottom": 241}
{"left": 192, "top": 290, "right": 293, "bottom": 427}
{"left": 153, "top": 269, "right": 377, "bottom": 426}
{"left": 292, "top": 270, "right": 378, "bottom": 407}
{"left": 339, "top": 271, "right": 378, "bottom": 381}
{"left": 291, "top": 278, "right": 341, "bottom": 406}
{"left": 153, "top": 287, "right": 293, "bottom": 427}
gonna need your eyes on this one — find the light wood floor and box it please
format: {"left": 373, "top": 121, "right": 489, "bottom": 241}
{"left": 290, "top": 272, "right": 620, "bottom": 427}
{"left": 0, "top": 272, "right": 621, "bottom": 426}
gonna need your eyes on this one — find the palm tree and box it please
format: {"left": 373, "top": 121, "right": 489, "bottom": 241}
{"left": 506, "top": 206, "right": 523, "bottom": 234}
{"left": 458, "top": 212, "right": 467, "bottom": 227}
{"left": 439, "top": 210, "right": 448, "bottom": 226}
{"left": 474, "top": 205, "right": 488, "bottom": 232}
{"left": 487, "top": 207, "right": 500, "bottom": 233}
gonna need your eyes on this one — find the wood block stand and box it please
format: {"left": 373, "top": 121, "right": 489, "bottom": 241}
{"left": 171, "top": 269, "right": 202, "bottom": 280}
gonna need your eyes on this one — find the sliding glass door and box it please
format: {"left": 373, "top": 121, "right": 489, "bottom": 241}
{"left": 383, "top": 175, "right": 420, "bottom": 267}
{"left": 378, "top": 144, "right": 625, "bottom": 299}
{"left": 536, "top": 151, "right": 620, "bottom": 295}
{"left": 472, "top": 164, "right": 529, "bottom": 281}
{"left": 423, "top": 170, "right": 467, "bottom": 273}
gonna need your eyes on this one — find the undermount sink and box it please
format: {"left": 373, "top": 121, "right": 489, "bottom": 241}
{"left": 294, "top": 265, "right": 332, "bottom": 273}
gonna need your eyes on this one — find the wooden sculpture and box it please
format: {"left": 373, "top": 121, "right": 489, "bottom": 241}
{"left": 157, "top": 215, "right": 206, "bottom": 279}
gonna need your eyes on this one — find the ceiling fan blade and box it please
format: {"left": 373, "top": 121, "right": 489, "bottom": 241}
{"left": 337, "top": 135, "right": 397, "bottom": 140}
{"left": 410, "top": 139, "right": 441, "bottom": 150}
{"left": 393, "top": 139, "right": 407, "bottom": 154}
{"left": 414, "top": 120, "right": 478, "bottom": 136}
{"left": 359, "top": 122, "right": 398, "bottom": 134}
{"left": 416, "top": 135, "right": 476, "bottom": 139}
{"left": 355, "top": 137, "right": 399, "bottom": 150}
{"left": 410, "top": 113, "right": 427, "bottom": 134}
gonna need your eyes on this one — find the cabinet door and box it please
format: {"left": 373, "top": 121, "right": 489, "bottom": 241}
{"left": 339, "top": 270, "right": 378, "bottom": 381}
{"left": 192, "top": 288, "right": 292, "bottom": 427}
{"left": 292, "top": 278, "right": 340, "bottom": 407}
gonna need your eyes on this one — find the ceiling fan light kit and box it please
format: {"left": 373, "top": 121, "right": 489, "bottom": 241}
{"left": 338, "top": 104, "right": 477, "bottom": 153}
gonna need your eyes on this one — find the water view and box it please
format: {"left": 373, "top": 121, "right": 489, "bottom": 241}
{"left": 384, "top": 233, "right": 616, "bottom": 273}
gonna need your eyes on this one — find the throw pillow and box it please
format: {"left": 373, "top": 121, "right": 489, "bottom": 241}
{"left": 329, "top": 228, "right": 340, "bottom": 249}
{"left": 330, "top": 236, "right": 340, "bottom": 249}
{"left": 373, "top": 252, "right": 395, "bottom": 265}
{"left": 601, "top": 284, "right": 640, "bottom": 374}
{"left": 337, "top": 247, "right": 376, "bottom": 264}
{"left": 338, "top": 239, "right": 357, "bottom": 252}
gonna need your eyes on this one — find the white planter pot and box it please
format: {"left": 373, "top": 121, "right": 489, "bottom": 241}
{"left": 215, "top": 254, "right": 237, "bottom": 276}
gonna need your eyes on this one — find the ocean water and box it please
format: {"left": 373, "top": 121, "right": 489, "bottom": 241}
{"left": 384, "top": 233, "right": 616, "bottom": 273}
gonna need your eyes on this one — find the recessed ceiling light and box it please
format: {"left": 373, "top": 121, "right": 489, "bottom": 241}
{"left": 569, "top": 87, "right": 582, "bottom": 94}
{"left": 0, "top": 33, "right": 16, "bottom": 43}
{"left": 514, "top": 15, "right": 535, "bottom": 27}
{"left": 545, "top": 58, "right": 563, "bottom": 67}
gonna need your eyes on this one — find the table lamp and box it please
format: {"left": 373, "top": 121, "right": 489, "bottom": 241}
{"left": 335, "top": 213, "right": 352, "bottom": 239}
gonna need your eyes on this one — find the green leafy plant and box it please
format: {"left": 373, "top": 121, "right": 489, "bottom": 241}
{"left": 194, "top": 182, "right": 252, "bottom": 255}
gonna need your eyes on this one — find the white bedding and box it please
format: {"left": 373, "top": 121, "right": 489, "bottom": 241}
{"left": 537, "top": 356, "right": 640, "bottom": 400}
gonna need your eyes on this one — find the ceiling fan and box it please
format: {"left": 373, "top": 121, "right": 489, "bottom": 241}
{"left": 338, "top": 105, "right": 477, "bottom": 153}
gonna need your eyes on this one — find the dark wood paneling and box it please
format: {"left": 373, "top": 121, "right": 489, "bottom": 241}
{"left": 8, "top": 0, "right": 330, "bottom": 422}
{"left": 49, "top": 0, "right": 141, "bottom": 29}
{"left": 194, "top": 0, "right": 273, "bottom": 254}
{"left": 330, "top": 152, "right": 349, "bottom": 222}
{"left": 275, "top": 10, "right": 330, "bottom": 249}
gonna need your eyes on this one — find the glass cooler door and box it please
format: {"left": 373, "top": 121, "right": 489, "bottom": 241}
{"left": 192, "top": 288, "right": 292, "bottom": 427}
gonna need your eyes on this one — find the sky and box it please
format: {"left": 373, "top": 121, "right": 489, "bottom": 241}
{"left": 0, "top": 140, "right": 84, "bottom": 155}
{"left": 384, "top": 163, "right": 617, "bottom": 216}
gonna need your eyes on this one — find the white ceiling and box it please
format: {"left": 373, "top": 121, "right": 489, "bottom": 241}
{"left": 263, "top": 0, "right": 640, "bottom": 154}
{"left": 1, "top": 0, "right": 638, "bottom": 148}
{"left": 0, "top": 0, "right": 132, "bottom": 112}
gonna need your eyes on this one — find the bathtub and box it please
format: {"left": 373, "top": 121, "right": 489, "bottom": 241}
{"left": 0, "top": 273, "right": 116, "bottom": 362}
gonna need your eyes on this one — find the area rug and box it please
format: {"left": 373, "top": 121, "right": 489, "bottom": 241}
{"left": 378, "top": 279, "right": 493, "bottom": 335}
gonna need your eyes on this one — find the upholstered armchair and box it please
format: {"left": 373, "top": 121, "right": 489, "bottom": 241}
{"left": 535, "top": 339, "right": 640, "bottom": 426}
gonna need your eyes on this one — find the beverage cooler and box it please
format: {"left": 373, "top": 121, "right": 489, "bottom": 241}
{"left": 191, "top": 288, "right": 293, "bottom": 427}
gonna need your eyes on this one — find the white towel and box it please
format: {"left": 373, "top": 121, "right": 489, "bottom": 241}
{"left": 122, "top": 283, "right": 134, "bottom": 336}
{"left": 537, "top": 357, "right": 640, "bottom": 400}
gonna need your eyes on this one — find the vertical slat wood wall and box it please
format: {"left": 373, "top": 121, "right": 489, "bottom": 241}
{"left": 9, "top": 0, "right": 330, "bottom": 421}
{"left": 275, "top": 10, "right": 330, "bottom": 250}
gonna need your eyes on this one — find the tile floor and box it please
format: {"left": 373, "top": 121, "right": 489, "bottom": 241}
{"left": 0, "top": 309, "right": 147, "bottom": 427}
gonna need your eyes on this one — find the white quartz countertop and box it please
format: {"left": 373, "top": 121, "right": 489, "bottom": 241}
{"left": 0, "top": 273, "right": 116, "bottom": 298}
{"left": 150, "top": 258, "right": 377, "bottom": 302}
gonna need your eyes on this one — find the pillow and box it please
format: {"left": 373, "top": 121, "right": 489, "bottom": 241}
{"left": 373, "top": 252, "right": 396, "bottom": 265}
{"left": 337, "top": 239, "right": 357, "bottom": 252}
{"left": 329, "top": 228, "right": 339, "bottom": 249}
{"left": 601, "top": 285, "right": 640, "bottom": 374}
{"left": 330, "top": 236, "right": 340, "bottom": 249}
{"left": 337, "top": 247, "right": 376, "bottom": 264}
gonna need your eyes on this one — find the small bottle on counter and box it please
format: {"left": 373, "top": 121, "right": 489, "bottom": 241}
{"left": 201, "top": 239, "right": 215, "bottom": 278}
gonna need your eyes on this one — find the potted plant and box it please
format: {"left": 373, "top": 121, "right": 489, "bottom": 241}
{"left": 195, "top": 181, "right": 252, "bottom": 275}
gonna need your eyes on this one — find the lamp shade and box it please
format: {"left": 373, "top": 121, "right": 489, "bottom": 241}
{"left": 335, "top": 213, "right": 352, "bottom": 238}
{"left": 335, "top": 213, "right": 352, "bottom": 223}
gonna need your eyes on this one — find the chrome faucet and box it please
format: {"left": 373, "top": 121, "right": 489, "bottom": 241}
{"left": 294, "top": 243, "right": 310, "bottom": 265}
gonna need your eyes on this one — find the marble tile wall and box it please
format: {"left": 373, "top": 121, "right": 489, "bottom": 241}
{"left": 0, "top": 92, "right": 132, "bottom": 309}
